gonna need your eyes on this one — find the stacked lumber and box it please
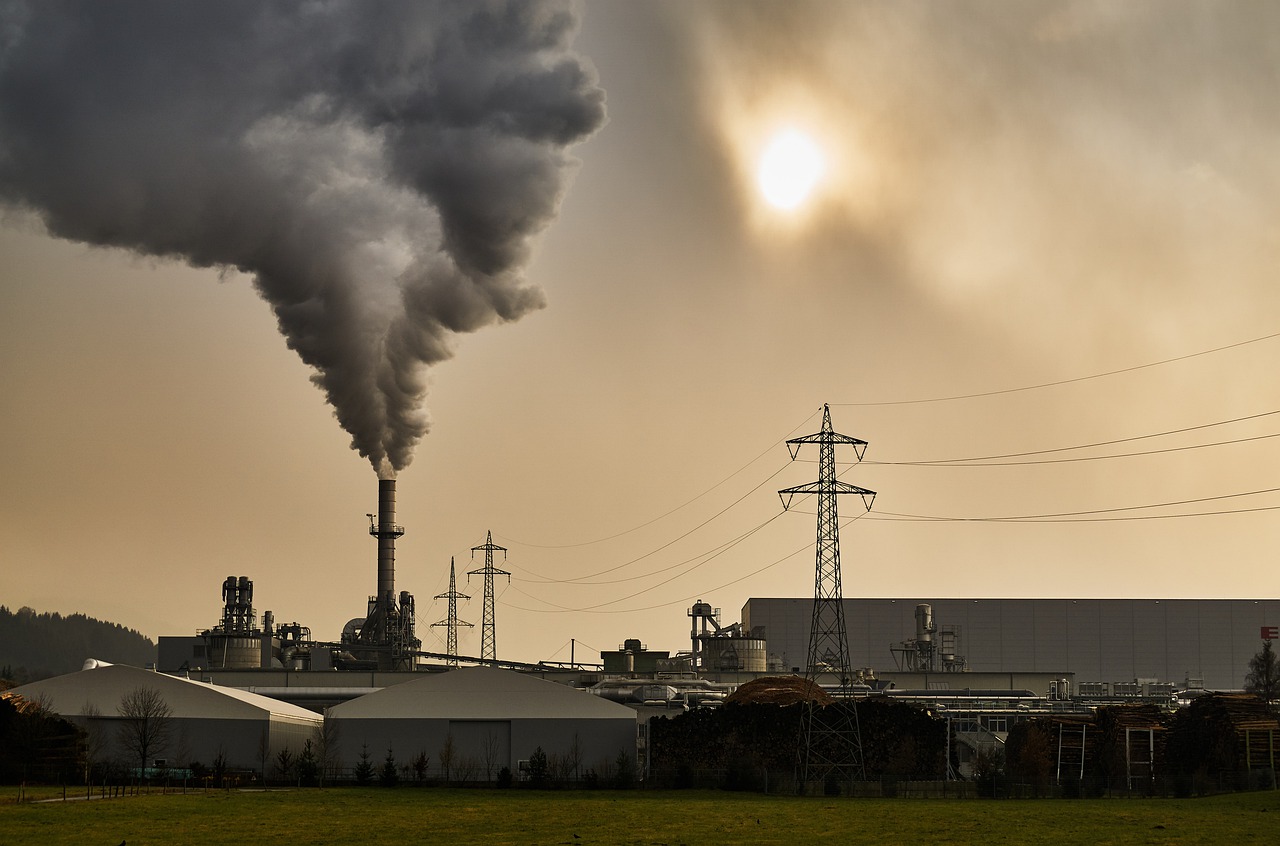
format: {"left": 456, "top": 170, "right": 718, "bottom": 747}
{"left": 650, "top": 696, "right": 947, "bottom": 783}
{"left": 1195, "top": 692, "right": 1280, "bottom": 731}
{"left": 1166, "top": 693, "right": 1280, "bottom": 786}
{"left": 1093, "top": 704, "right": 1171, "bottom": 790}
{"left": 1023, "top": 715, "right": 1099, "bottom": 783}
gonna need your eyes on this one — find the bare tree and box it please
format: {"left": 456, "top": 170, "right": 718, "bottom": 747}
{"left": 312, "top": 716, "right": 341, "bottom": 787}
{"left": 80, "top": 702, "right": 108, "bottom": 787}
{"left": 549, "top": 751, "right": 570, "bottom": 785}
{"left": 211, "top": 747, "right": 228, "bottom": 787}
{"left": 566, "top": 733, "right": 583, "bottom": 783}
{"left": 173, "top": 725, "right": 193, "bottom": 777}
{"left": 456, "top": 754, "right": 478, "bottom": 784}
{"left": 256, "top": 728, "right": 271, "bottom": 782}
{"left": 438, "top": 732, "right": 456, "bottom": 783}
{"left": 482, "top": 730, "right": 501, "bottom": 783}
{"left": 117, "top": 686, "right": 172, "bottom": 776}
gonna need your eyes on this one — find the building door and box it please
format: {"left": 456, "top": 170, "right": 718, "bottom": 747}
{"left": 448, "top": 720, "right": 511, "bottom": 782}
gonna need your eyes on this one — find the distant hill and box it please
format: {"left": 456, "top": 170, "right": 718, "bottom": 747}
{"left": 0, "top": 605, "right": 156, "bottom": 686}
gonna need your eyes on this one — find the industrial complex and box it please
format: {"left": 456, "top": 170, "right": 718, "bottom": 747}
{"left": 13, "top": 421, "right": 1280, "bottom": 785}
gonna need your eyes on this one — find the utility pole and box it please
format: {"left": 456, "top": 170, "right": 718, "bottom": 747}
{"left": 431, "top": 558, "right": 472, "bottom": 667}
{"left": 468, "top": 530, "right": 511, "bottom": 664}
{"left": 779, "top": 403, "right": 876, "bottom": 792}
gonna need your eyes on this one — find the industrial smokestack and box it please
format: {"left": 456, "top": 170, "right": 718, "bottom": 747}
{"left": 373, "top": 478, "right": 403, "bottom": 602}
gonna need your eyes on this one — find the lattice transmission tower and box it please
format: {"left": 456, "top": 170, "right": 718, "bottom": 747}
{"left": 431, "top": 557, "right": 472, "bottom": 667}
{"left": 779, "top": 403, "right": 876, "bottom": 791}
{"left": 468, "top": 530, "right": 511, "bottom": 664}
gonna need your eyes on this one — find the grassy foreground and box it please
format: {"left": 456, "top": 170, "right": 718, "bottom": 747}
{"left": 3, "top": 787, "right": 1279, "bottom": 845}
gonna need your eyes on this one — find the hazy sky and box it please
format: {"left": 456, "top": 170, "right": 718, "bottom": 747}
{"left": 2, "top": 1, "right": 1279, "bottom": 667}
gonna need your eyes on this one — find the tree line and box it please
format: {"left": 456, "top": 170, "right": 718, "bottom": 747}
{"left": 0, "top": 605, "right": 156, "bottom": 685}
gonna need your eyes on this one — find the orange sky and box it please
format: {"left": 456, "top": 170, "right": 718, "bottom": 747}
{"left": 2, "top": 2, "right": 1279, "bottom": 666}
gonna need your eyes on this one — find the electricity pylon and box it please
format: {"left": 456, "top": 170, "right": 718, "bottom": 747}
{"left": 432, "top": 557, "right": 472, "bottom": 667}
{"left": 779, "top": 403, "right": 876, "bottom": 791}
{"left": 468, "top": 530, "right": 511, "bottom": 664}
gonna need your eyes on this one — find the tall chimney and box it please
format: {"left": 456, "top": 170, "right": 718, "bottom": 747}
{"left": 375, "top": 478, "right": 403, "bottom": 601}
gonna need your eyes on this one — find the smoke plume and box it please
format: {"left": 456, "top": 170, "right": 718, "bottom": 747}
{"left": 0, "top": 1, "right": 605, "bottom": 475}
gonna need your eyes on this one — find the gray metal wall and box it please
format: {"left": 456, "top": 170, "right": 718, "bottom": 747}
{"left": 741, "top": 598, "right": 1280, "bottom": 690}
{"left": 329, "top": 716, "right": 636, "bottom": 778}
{"left": 72, "top": 714, "right": 314, "bottom": 773}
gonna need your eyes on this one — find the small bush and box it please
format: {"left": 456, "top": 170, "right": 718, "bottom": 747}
{"left": 614, "top": 750, "right": 635, "bottom": 790}
{"left": 379, "top": 747, "right": 399, "bottom": 788}
{"left": 353, "top": 743, "right": 375, "bottom": 787}
{"left": 527, "top": 747, "right": 549, "bottom": 788}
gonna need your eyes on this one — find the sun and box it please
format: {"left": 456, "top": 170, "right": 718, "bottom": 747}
{"left": 757, "top": 129, "right": 825, "bottom": 211}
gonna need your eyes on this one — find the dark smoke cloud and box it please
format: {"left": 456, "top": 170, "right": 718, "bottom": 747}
{"left": 0, "top": 1, "right": 605, "bottom": 475}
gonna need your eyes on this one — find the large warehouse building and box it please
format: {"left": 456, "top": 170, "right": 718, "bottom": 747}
{"left": 10, "top": 661, "right": 321, "bottom": 772}
{"left": 327, "top": 666, "right": 638, "bottom": 778}
{"left": 742, "top": 598, "right": 1280, "bottom": 690}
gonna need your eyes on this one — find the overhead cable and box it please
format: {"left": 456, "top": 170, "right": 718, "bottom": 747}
{"left": 832, "top": 329, "right": 1280, "bottom": 407}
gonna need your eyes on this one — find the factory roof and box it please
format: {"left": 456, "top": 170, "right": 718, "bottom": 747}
{"left": 329, "top": 665, "right": 636, "bottom": 721}
{"left": 9, "top": 661, "right": 322, "bottom": 724}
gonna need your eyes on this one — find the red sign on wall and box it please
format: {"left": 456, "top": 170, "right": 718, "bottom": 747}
{"left": 1263, "top": 626, "right": 1279, "bottom": 641}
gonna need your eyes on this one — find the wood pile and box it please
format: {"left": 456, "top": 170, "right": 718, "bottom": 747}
{"left": 854, "top": 698, "right": 947, "bottom": 778}
{"left": 724, "top": 675, "right": 832, "bottom": 707}
{"left": 1166, "top": 693, "right": 1280, "bottom": 788}
{"left": 1092, "top": 704, "right": 1170, "bottom": 790}
{"left": 0, "top": 691, "right": 86, "bottom": 783}
{"left": 649, "top": 696, "right": 947, "bottom": 786}
{"left": 1023, "top": 714, "right": 1099, "bottom": 783}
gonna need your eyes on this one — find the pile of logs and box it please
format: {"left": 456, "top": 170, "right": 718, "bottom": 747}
{"left": 649, "top": 688, "right": 947, "bottom": 785}
{"left": 1166, "top": 693, "right": 1279, "bottom": 788}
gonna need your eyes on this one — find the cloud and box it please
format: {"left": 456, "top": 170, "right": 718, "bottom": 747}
{"left": 682, "top": 1, "right": 1280, "bottom": 347}
{"left": 0, "top": 0, "right": 606, "bottom": 474}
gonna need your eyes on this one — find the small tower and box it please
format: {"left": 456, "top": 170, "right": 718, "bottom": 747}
{"left": 432, "top": 558, "right": 473, "bottom": 667}
{"left": 468, "top": 531, "right": 511, "bottom": 664}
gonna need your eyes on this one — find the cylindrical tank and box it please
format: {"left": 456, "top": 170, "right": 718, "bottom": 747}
{"left": 703, "top": 634, "right": 767, "bottom": 672}
{"left": 915, "top": 604, "right": 934, "bottom": 643}
{"left": 206, "top": 633, "right": 261, "bottom": 669}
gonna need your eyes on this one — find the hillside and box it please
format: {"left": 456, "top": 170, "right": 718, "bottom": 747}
{"left": 0, "top": 605, "right": 156, "bottom": 685}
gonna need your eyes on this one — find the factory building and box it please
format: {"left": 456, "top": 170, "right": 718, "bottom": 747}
{"left": 327, "top": 666, "right": 638, "bottom": 778}
{"left": 743, "top": 597, "right": 1280, "bottom": 691}
{"left": 9, "top": 661, "right": 321, "bottom": 772}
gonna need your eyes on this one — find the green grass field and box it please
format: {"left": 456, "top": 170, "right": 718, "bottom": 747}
{"left": 3, "top": 787, "right": 1279, "bottom": 845}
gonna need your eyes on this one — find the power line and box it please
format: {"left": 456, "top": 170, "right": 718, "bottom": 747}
{"left": 871, "top": 485, "right": 1280, "bottom": 523}
{"left": 512, "top": 462, "right": 793, "bottom": 585}
{"left": 874, "top": 504, "right": 1280, "bottom": 524}
{"left": 865, "top": 408, "right": 1280, "bottom": 466}
{"left": 496, "top": 409, "right": 820, "bottom": 550}
{"left": 514, "top": 510, "right": 774, "bottom": 586}
{"left": 568, "top": 513, "right": 866, "bottom": 615}
{"left": 832, "top": 330, "right": 1280, "bottom": 407}
{"left": 867, "top": 430, "right": 1280, "bottom": 468}
{"left": 504, "top": 510, "right": 871, "bottom": 617}
{"left": 505, "top": 511, "right": 786, "bottom": 613}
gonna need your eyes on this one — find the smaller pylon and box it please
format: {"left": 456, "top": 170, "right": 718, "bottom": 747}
{"left": 431, "top": 558, "right": 472, "bottom": 667}
{"left": 468, "top": 530, "right": 511, "bottom": 664}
